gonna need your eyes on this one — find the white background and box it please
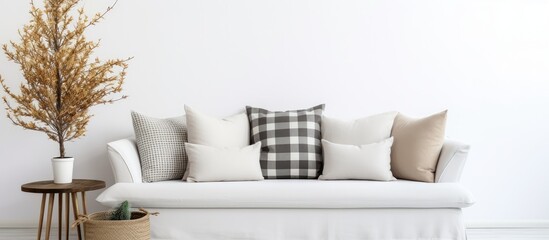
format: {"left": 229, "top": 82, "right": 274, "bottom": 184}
{"left": 0, "top": 0, "right": 548, "bottom": 226}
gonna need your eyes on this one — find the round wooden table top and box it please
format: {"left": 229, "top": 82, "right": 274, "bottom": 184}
{"left": 21, "top": 179, "right": 106, "bottom": 193}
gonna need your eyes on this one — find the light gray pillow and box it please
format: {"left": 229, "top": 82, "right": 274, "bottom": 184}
{"left": 322, "top": 112, "right": 397, "bottom": 145}
{"left": 185, "top": 142, "right": 264, "bottom": 183}
{"left": 131, "top": 111, "right": 187, "bottom": 182}
{"left": 319, "top": 138, "right": 396, "bottom": 181}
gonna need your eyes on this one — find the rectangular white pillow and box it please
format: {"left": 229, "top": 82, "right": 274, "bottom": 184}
{"left": 185, "top": 142, "right": 264, "bottom": 182}
{"left": 319, "top": 138, "right": 396, "bottom": 181}
{"left": 322, "top": 112, "right": 397, "bottom": 145}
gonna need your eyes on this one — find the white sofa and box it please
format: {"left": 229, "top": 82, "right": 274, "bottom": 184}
{"left": 97, "top": 138, "right": 475, "bottom": 240}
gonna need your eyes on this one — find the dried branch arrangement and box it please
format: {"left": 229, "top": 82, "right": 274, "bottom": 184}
{"left": 0, "top": 0, "right": 131, "bottom": 158}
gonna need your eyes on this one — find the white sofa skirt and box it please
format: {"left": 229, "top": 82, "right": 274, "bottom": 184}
{"left": 148, "top": 208, "right": 466, "bottom": 240}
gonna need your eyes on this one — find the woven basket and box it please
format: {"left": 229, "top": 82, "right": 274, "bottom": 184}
{"left": 73, "top": 208, "right": 157, "bottom": 240}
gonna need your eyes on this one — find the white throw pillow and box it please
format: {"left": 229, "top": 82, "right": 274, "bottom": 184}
{"left": 185, "top": 142, "right": 264, "bottom": 182}
{"left": 319, "top": 138, "right": 396, "bottom": 181}
{"left": 322, "top": 112, "right": 397, "bottom": 145}
{"left": 185, "top": 105, "right": 250, "bottom": 148}
{"left": 184, "top": 105, "right": 251, "bottom": 180}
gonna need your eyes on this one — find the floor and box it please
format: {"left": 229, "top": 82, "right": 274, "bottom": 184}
{"left": 0, "top": 228, "right": 548, "bottom": 239}
{"left": 466, "top": 228, "right": 549, "bottom": 239}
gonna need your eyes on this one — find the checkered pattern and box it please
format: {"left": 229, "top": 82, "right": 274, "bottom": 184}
{"left": 246, "top": 105, "right": 325, "bottom": 179}
{"left": 132, "top": 112, "right": 188, "bottom": 182}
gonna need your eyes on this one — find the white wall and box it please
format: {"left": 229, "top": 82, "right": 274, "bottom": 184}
{"left": 1, "top": 0, "right": 548, "bottom": 226}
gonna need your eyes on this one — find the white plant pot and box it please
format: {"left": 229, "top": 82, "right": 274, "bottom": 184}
{"left": 52, "top": 157, "right": 74, "bottom": 184}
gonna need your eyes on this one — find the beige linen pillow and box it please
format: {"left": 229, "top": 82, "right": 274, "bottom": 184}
{"left": 390, "top": 110, "right": 447, "bottom": 182}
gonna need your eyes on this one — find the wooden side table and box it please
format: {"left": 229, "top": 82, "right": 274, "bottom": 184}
{"left": 21, "top": 179, "right": 106, "bottom": 240}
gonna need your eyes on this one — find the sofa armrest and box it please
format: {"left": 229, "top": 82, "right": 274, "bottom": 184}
{"left": 435, "top": 139, "right": 470, "bottom": 183}
{"left": 107, "top": 138, "right": 143, "bottom": 183}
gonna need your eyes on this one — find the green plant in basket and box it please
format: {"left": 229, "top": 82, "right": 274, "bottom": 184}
{"left": 110, "top": 200, "right": 131, "bottom": 220}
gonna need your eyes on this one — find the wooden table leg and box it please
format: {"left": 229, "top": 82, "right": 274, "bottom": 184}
{"left": 82, "top": 192, "right": 87, "bottom": 215}
{"left": 45, "top": 193, "right": 54, "bottom": 240}
{"left": 81, "top": 192, "right": 87, "bottom": 237}
{"left": 65, "top": 193, "right": 69, "bottom": 240}
{"left": 37, "top": 194, "right": 46, "bottom": 240}
{"left": 71, "top": 192, "right": 82, "bottom": 240}
{"left": 58, "top": 194, "right": 62, "bottom": 240}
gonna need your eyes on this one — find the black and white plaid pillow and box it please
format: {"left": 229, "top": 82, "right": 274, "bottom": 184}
{"left": 132, "top": 112, "right": 188, "bottom": 182}
{"left": 246, "top": 105, "right": 325, "bottom": 179}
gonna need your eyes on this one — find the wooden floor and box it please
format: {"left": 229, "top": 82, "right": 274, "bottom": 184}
{"left": 0, "top": 228, "right": 77, "bottom": 240}
{"left": 0, "top": 228, "right": 548, "bottom": 239}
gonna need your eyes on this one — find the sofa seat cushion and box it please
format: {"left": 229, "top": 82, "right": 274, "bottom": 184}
{"left": 96, "top": 180, "right": 474, "bottom": 209}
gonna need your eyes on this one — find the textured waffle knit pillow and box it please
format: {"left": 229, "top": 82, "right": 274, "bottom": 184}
{"left": 390, "top": 110, "right": 447, "bottom": 182}
{"left": 246, "top": 104, "right": 325, "bottom": 179}
{"left": 131, "top": 112, "right": 188, "bottom": 182}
